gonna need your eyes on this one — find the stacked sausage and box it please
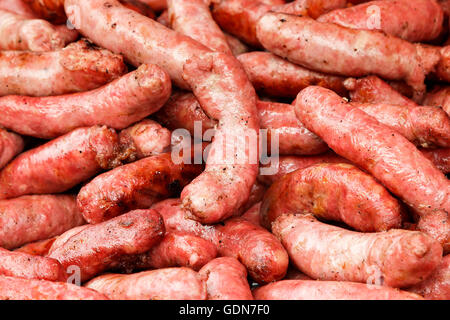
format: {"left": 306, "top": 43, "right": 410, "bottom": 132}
{"left": 0, "top": 0, "right": 448, "bottom": 301}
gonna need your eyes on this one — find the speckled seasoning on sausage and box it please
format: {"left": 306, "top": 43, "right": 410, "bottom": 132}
{"left": 47, "top": 209, "right": 165, "bottom": 282}
{"left": 0, "top": 9, "right": 66, "bottom": 51}
{"left": 256, "top": 13, "right": 440, "bottom": 95}
{"left": 344, "top": 76, "right": 417, "bottom": 107}
{"left": 261, "top": 163, "right": 403, "bottom": 232}
{"left": 85, "top": 268, "right": 207, "bottom": 300}
{"left": 199, "top": 257, "right": 253, "bottom": 300}
{"left": 273, "top": 214, "right": 443, "bottom": 288}
{"left": 77, "top": 152, "right": 203, "bottom": 224}
{"left": 0, "top": 64, "right": 171, "bottom": 139}
{"left": 114, "top": 232, "right": 217, "bottom": 272}
{"left": 0, "top": 247, "right": 66, "bottom": 281}
{"left": 0, "top": 126, "right": 125, "bottom": 200}
{"left": 238, "top": 51, "right": 348, "bottom": 98}
{"left": 295, "top": 86, "right": 450, "bottom": 250}
{"left": 318, "top": 0, "right": 444, "bottom": 42}
{"left": 0, "top": 195, "right": 84, "bottom": 250}
{"left": 168, "top": 0, "right": 232, "bottom": 54}
{"left": 0, "top": 39, "right": 127, "bottom": 97}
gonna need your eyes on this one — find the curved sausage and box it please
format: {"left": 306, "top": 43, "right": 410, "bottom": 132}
{"left": 66, "top": 0, "right": 260, "bottom": 224}
{"left": 257, "top": 100, "right": 329, "bottom": 155}
{"left": 0, "top": 247, "right": 65, "bottom": 281}
{"left": 0, "top": 64, "right": 171, "bottom": 139}
{"left": 47, "top": 209, "right": 165, "bottom": 282}
{"left": 114, "top": 232, "right": 218, "bottom": 272}
{"left": 0, "top": 195, "right": 84, "bottom": 250}
{"left": 238, "top": 51, "right": 348, "bottom": 98}
{"left": 344, "top": 76, "right": 417, "bottom": 107}
{"left": 352, "top": 102, "right": 450, "bottom": 149}
{"left": 199, "top": 257, "right": 253, "bottom": 300}
{"left": 295, "top": 86, "right": 450, "bottom": 250}
{"left": 168, "top": 0, "right": 232, "bottom": 55}
{"left": 119, "top": 119, "right": 171, "bottom": 161}
{"left": 212, "top": 0, "right": 346, "bottom": 47}
{"left": 253, "top": 280, "right": 423, "bottom": 300}
{"left": 0, "top": 129, "right": 23, "bottom": 170}
{"left": 261, "top": 163, "right": 403, "bottom": 232}
{"left": 317, "top": 0, "right": 444, "bottom": 42}
{"left": 0, "top": 126, "right": 125, "bottom": 200}
{"left": 0, "top": 9, "right": 65, "bottom": 51}
{"left": 258, "top": 152, "right": 350, "bottom": 185}
{"left": 0, "top": 275, "right": 109, "bottom": 300}
{"left": 273, "top": 214, "right": 443, "bottom": 288}
{"left": 256, "top": 12, "right": 440, "bottom": 95}
{"left": 85, "top": 268, "right": 207, "bottom": 300}
{"left": 408, "top": 254, "right": 450, "bottom": 300}
{"left": 0, "top": 39, "right": 127, "bottom": 97}
{"left": 77, "top": 152, "right": 203, "bottom": 224}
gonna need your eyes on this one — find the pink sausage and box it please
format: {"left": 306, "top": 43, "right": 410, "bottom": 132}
{"left": 0, "top": 64, "right": 171, "bottom": 139}
{"left": 199, "top": 257, "right": 253, "bottom": 300}
{"left": 0, "top": 126, "right": 125, "bottom": 200}
{"left": 295, "top": 86, "right": 450, "bottom": 250}
{"left": 85, "top": 268, "right": 207, "bottom": 300}
{"left": 0, "top": 195, "right": 84, "bottom": 250}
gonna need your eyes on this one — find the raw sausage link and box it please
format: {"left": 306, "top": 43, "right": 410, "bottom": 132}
{"left": 295, "top": 86, "right": 450, "bottom": 250}
{"left": 0, "top": 9, "right": 65, "bottom": 50}
{"left": 0, "top": 64, "right": 171, "bottom": 139}
{"left": 0, "top": 39, "right": 127, "bottom": 97}
{"left": 0, "top": 126, "right": 125, "bottom": 200}
{"left": 85, "top": 268, "right": 207, "bottom": 300}
{"left": 273, "top": 214, "right": 443, "bottom": 288}
{"left": 408, "top": 254, "right": 450, "bottom": 300}
{"left": 119, "top": 119, "right": 171, "bottom": 161}
{"left": 256, "top": 12, "right": 440, "bottom": 95}
{"left": 352, "top": 102, "right": 450, "bottom": 149}
{"left": 77, "top": 152, "right": 203, "bottom": 224}
{"left": 0, "top": 247, "right": 66, "bottom": 281}
{"left": 211, "top": 0, "right": 346, "bottom": 47}
{"left": 199, "top": 257, "right": 253, "bottom": 300}
{"left": 344, "top": 76, "right": 417, "bottom": 107}
{"left": 113, "top": 232, "right": 218, "bottom": 272}
{"left": 253, "top": 279, "right": 423, "bottom": 300}
{"left": 317, "top": 0, "right": 444, "bottom": 42}
{"left": 258, "top": 152, "right": 350, "bottom": 185}
{"left": 168, "top": 0, "right": 232, "bottom": 54}
{"left": 0, "top": 195, "right": 84, "bottom": 250}
{"left": 0, "top": 275, "right": 109, "bottom": 300}
{"left": 47, "top": 209, "right": 165, "bottom": 282}
{"left": 238, "top": 51, "right": 348, "bottom": 98}
{"left": 261, "top": 163, "right": 403, "bottom": 232}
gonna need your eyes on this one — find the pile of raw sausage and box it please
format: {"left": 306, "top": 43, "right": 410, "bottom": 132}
{"left": 0, "top": 0, "right": 448, "bottom": 300}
